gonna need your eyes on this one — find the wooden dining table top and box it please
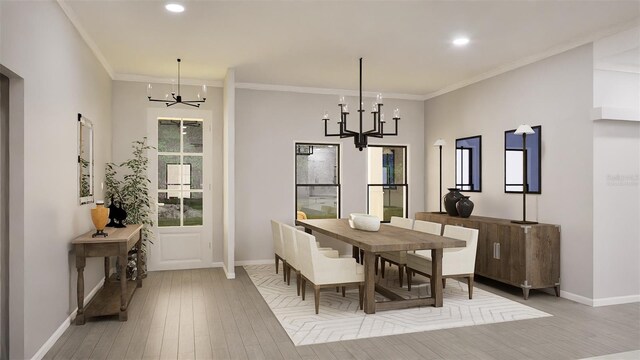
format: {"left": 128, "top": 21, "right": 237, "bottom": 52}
{"left": 296, "top": 219, "right": 465, "bottom": 253}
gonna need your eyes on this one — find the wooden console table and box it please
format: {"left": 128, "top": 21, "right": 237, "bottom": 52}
{"left": 415, "top": 213, "right": 560, "bottom": 299}
{"left": 72, "top": 224, "right": 143, "bottom": 325}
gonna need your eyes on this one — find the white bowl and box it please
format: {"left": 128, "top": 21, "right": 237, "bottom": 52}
{"left": 348, "top": 213, "right": 381, "bottom": 232}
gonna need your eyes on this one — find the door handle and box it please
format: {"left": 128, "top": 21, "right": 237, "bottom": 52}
{"left": 493, "top": 242, "right": 501, "bottom": 260}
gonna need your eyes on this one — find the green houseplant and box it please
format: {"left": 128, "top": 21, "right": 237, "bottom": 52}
{"left": 105, "top": 137, "right": 155, "bottom": 277}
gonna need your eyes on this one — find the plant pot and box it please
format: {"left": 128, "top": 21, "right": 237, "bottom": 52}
{"left": 91, "top": 201, "right": 110, "bottom": 237}
{"left": 456, "top": 196, "right": 474, "bottom": 218}
{"left": 443, "top": 188, "right": 463, "bottom": 216}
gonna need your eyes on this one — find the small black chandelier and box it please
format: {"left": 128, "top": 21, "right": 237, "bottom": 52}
{"left": 147, "top": 59, "right": 207, "bottom": 108}
{"left": 322, "top": 58, "right": 400, "bottom": 151}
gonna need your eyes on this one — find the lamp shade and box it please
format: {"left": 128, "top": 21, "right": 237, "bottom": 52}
{"left": 433, "top": 139, "right": 446, "bottom": 147}
{"left": 514, "top": 124, "right": 535, "bottom": 135}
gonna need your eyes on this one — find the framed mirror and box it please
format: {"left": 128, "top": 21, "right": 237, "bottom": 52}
{"left": 455, "top": 135, "right": 481, "bottom": 192}
{"left": 78, "top": 113, "right": 94, "bottom": 204}
{"left": 505, "top": 125, "right": 541, "bottom": 193}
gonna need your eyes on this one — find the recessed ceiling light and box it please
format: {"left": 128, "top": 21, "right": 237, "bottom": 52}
{"left": 453, "top": 37, "right": 470, "bottom": 46}
{"left": 165, "top": 3, "right": 184, "bottom": 13}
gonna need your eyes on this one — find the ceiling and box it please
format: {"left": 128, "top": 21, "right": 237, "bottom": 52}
{"left": 62, "top": 1, "right": 640, "bottom": 97}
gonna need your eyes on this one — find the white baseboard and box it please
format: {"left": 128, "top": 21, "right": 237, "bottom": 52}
{"left": 593, "top": 294, "right": 640, "bottom": 307}
{"left": 222, "top": 264, "right": 235, "bottom": 279}
{"left": 560, "top": 290, "right": 640, "bottom": 307}
{"left": 560, "top": 290, "right": 594, "bottom": 306}
{"left": 31, "top": 277, "right": 105, "bottom": 360}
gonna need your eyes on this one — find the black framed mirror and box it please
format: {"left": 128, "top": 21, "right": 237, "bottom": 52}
{"left": 78, "top": 113, "right": 94, "bottom": 204}
{"left": 455, "top": 135, "right": 481, "bottom": 192}
{"left": 504, "top": 125, "right": 541, "bottom": 193}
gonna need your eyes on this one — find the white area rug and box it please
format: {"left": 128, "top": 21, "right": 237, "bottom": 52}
{"left": 245, "top": 264, "right": 551, "bottom": 345}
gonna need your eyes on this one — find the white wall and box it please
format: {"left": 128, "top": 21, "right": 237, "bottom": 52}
{"left": 235, "top": 89, "right": 425, "bottom": 261}
{"left": 592, "top": 27, "right": 640, "bottom": 304}
{"left": 111, "top": 81, "right": 225, "bottom": 264}
{"left": 593, "top": 120, "right": 640, "bottom": 302}
{"left": 424, "top": 45, "right": 594, "bottom": 300}
{"left": 0, "top": 2, "right": 112, "bottom": 358}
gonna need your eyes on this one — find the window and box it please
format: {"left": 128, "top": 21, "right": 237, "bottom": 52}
{"left": 295, "top": 143, "right": 340, "bottom": 219}
{"left": 367, "top": 145, "right": 407, "bottom": 222}
{"left": 157, "top": 118, "right": 204, "bottom": 226}
{"left": 455, "top": 135, "right": 482, "bottom": 192}
{"left": 505, "top": 125, "right": 541, "bottom": 193}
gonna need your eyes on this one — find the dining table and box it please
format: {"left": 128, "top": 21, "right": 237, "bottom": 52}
{"left": 295, "top": 218, "right": 466, "bottom": 314}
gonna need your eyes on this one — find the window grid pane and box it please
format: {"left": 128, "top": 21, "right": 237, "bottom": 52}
{"left": 295, "top": 143, "right": 340, "bottom": 220}
{"left": 158, "top": 118, "right": 204, "bottom": 227}
{"left": 367, "top": 146, "right": 408, "bottom": 223}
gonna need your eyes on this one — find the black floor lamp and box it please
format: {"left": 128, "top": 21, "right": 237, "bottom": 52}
{"left": 433, "top": 139, "right": 447, "bottom": 214}
{"left": 511, "top": 125, "right": 538, "bottom": 225}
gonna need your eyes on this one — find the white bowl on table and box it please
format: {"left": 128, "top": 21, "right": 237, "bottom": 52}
{"left": 348, "top": 213, "right": 381, "bottom": 232}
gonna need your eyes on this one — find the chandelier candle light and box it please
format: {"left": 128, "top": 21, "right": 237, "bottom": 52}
{"left": 322, "top": 58, "right": 400, "bottom": 151}
{"left": 147, "top": 59, "right": 207, "bottom": 108}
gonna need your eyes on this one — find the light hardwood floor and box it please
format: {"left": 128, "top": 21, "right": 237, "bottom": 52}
{"left": 45, "top": 267, "right": 639, "bottom": 359}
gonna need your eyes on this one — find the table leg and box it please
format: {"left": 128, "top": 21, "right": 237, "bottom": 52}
{"left": 119, "top": 243, "right": 128, "bottom": 321}
{"left": 76, "top": 244, "right": 86, "bottom": 325}
{"left": 363, "top": 251, "right": 376, "bottom": 314}
{"left": 352, "top": 245, "right": 360, "bottom": 263}
{"left": 136, "top": 233, "right": 143, "bottom": 288}
{"left": 431, "top": 248, "right": 443, "bottom": 307}
{"left": 104, "top": 257, "right": 110, "bottom": 281}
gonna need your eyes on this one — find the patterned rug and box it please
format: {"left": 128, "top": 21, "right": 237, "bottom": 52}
{"left": 244, "top": 264, "right": 551, "bottom": 345}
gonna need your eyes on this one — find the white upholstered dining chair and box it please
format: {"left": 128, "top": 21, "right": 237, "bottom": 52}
{"left": 281, "top": 223, "right": 339, "bottom": 295}
{"left": 379, "top": 216, "right": 415, "bottom": 286}
{"left": 406, "top": 225, "right": 479, "bottom": 299}
{"left": 271, "top": 220, "right": 287, "bottom": 281}
{"left": 296, "top": 230, "right": 364, "bottom": 314}
{"left": 412, "top": 219, "right": 443, "bottom": 236}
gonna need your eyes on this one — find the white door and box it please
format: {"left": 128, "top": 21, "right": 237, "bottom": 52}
{"left": 147, "top": 109, "right": 213, "bottom": 271}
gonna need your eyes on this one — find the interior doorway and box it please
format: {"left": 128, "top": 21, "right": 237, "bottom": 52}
{"left": 0, "top": 73, "right": 9, "bottom": 360}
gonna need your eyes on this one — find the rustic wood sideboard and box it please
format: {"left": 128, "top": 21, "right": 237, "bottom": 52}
{"left": 72, "top": 224, "right": 143, "bottom": 325}
{"left": 415, "top": 213, "right": 560, "bottom": 299}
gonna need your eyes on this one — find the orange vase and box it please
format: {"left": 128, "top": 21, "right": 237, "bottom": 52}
{"left": 91, "top": 201, "right": 110, "bottom": 237}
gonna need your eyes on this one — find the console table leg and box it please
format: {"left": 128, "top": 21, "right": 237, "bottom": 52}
{"left": 119, "top": 244, "right": 128, "bottom": 321}
{"left": 136, "top": 234, "right": 143, "bottom": 288}
{"left": 76, "top": 244, "right": 86, "bottom": 325}
{"left": 554, "top": 283, "right": 560, "bottom": 297}
{"left": 104, "top": 257, "right": 110, "bottom": 280}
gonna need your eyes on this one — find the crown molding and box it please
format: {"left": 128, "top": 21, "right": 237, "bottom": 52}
{"left": 57, "top": 0, "right": 115, "bottom": 79}
{"left": 56, "top": 1, "right": 638, "bottom": 103}
{"left": 113, "top": 73, "right": 223, "bottom": 87}
{"left": 235, "top": 82, "right": 427, "bottom": 101}
{"left": 424, "top": 19, "right": 640, "bottom": 101}
{"left": 595, "top": 62, "right": 640, "bottom": 74}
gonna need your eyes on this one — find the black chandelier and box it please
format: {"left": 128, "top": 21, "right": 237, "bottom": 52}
{"left": 322, "top": 58, "right": 400, "bottom": 151}
{"left": 147, "top": 59, "right": 207, "bottom": 108}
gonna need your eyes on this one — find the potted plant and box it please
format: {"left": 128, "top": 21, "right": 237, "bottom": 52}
{"left": 105, "top": 138, "right": 155, "bottom": 278}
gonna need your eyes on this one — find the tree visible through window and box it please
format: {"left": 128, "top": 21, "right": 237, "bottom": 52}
{"left": 295, "top": 143, "right": 340, "bottom": 219}
{"left": 157, "top": 118, "right": 204, "bottom": 226}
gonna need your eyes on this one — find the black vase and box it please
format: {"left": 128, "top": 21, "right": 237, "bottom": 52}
{"left": 456, "top": 196, "right": 474, "bottom": 218}
{"left": 443, "top": 188, "right": 463, "bottom": 216}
